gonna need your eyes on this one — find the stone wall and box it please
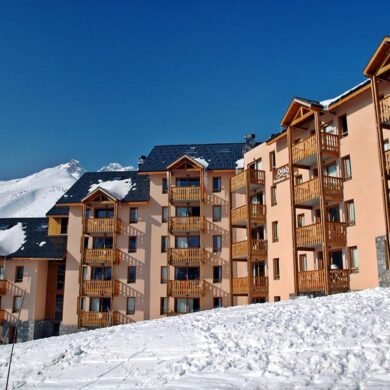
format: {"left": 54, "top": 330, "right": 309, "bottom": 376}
{"left": 376, "top": 235, "right": 390, "bottom": 287}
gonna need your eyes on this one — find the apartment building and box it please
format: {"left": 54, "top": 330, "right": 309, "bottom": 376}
{"left": 0, "top": 36, "right": 389, "bottom": 343}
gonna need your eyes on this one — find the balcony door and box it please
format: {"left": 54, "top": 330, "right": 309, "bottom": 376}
{"left": 175, "top": 267, "right": 200, "bottom": 281}
{"left": 90, "top": 297, "right": 111, "bottom": 312}
{"left": 328, "top": 206, "right": 340, "bottom": 222}
{"left": 251, "top": 226, "right": 265, "bottom": 240}
{"left": 94, "top": 208, "right": 114, "bottom": 218}
{"left": 176, "top": 177, "right": 200, "bottom": 187}
{"left": 91, "top": 267, "right": 112, "bottom": 281}
{"left": 252, "top": 261, "right": 266, "bottom": 277}
{"left": 251, "top": 192, "right": 263, "bottom": 205}
{"left": 175, "top": 298, "right": 200, "bottom": 313}
{"left": 175, "top": 236, "right": 200, "bottom": 249}
{"left": 176, "top": 206, "right": 200, "bottom": 217}
{"left": 93, "top": 237, "right": 113, "bottom": 249}
{"left": 330, "top": 251, "right": 343, "bottom": 269}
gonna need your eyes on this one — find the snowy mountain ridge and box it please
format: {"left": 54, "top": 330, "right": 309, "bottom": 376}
{"left": 1, "top": 288, "right": 390, "bottom": 389}
{"left": 0, "top": 160, "right": 135, "bottom": 218}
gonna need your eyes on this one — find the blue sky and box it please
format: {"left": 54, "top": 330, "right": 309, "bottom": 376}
{"left": 0, "top": 0, "right": 389, "bottom": 179}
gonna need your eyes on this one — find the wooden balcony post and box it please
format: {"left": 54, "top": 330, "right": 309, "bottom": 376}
{"left": 288, "top": 126, "right": 299, "bottom": 295}
{"left": 371, "top": 77, "right": 390, "bottom": 250}
{"left": 315, "top": 111, "right": 331, "bottom": 295}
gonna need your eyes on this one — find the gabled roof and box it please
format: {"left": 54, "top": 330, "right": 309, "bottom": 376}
{"left": 139, "top": 143, "right": 245, "bottom": 172}
{"left": 166, "top": 155, "right": 206, "bottom": 170}
{"left": 281, "top": 98, "right": 323, "bottom": 127}
{"left": 364, "top": 36, "right": 390, "bottom": 77}
{"left": 46, "top": 205, "right": 69, "bottom": 217}
{"left": 0, "top": 218, "right": 67, "bottom": 259}
{"left": 56, "top": 171, "right": 150, "bottom": 204}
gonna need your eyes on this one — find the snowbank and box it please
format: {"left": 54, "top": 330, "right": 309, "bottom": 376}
{"left": 1, "top": 288, "right": 390, "bottom": 389}
{"left": 88, "top": 178, "right": 134, "bottom": 200}
{"left": 193, "top": 157, "right": 209, "bottom": 168}
{"left": 0, "top": 222, "right": 26, "bottom": 256}
{"left": 235, "top": 158, "right": 244, "bottom": 169}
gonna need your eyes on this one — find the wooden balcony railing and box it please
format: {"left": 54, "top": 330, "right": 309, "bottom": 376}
{"left": 170, "top": 186, "right": 201, "bottom": 203}
{"left": 85, "top": 218, "right": 121, "bottom": 234}
{"left": 294, "top": 176, "right": 343, "bottom": 204}
{"left": 169, "top": 217, "right": 204, "bottom": 233}
{"left": 252, "top": 276, "right": 268, "bottom": 296}
{"left": 0, "top": 310, "right": 18, "bottom": 325}
{"left": 83, "top": 248, "right": 120, "bottom": 265}
{"left": 82, "top": 280, "right": 118, "bottom": 296}
{"left": 167, "top": 280, "right": 204, "bottom": 296}
{"left": 385, "top": 149, "right": 390, "bottom": 176}
{"left": 0, "top": 280, "right": 8, "bottom": 295}
{"left": 231, "top": 169, "right": 265, "bottom": 193}
{"left": 232, "top": 239, "right": 267, "bottom": 259}
{"left": 292, "top": 133, "right": 340, "bottom": 163}
{"left": 231, "top": 204, "right": 266, "bottom": 226}
{"left": 113, "top": 311, "right": 135, "bottom": 325}
{"left": 232, "top": 277, "right": 248, "bottom": 295}
{"left": 329, "top": 269, "right": 350, "bottom": 293}
{"left": 380, "top": 95, "right": 390, "bottom": 126}
{"left": 298, "top": 269, "right": 350, "bottom": 294}
{"left": 79, "top": 311, "right": 110, "bottom": 327}
{"left": 168, "top": 248, "right": 208, "bottom": 265}
{"left": 296, "top": 222, "right": 346, "bottom": 248}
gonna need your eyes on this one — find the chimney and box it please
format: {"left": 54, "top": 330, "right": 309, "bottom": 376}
{"left": 138, "top": 155, "right": 147, "bottom": 169}
{"left": 243, "top": 133, "right": 256, "bottom": 153}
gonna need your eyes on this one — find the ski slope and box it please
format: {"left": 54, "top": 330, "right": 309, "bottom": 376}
{"left": 1, "top": 288, "right": 390, "bottom": 389}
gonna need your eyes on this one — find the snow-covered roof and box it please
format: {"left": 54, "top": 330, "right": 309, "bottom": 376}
{"left": 0, "top": 222, "right": 26, "bottom": 256}
{"left": 193, "top": 157, "right": 209, "bottom": 168}
{"left": 235, "top": 158, "right": 244, "bottom": 169}
{"left": 88, "top": 178, "right": 135, "bottom": 201}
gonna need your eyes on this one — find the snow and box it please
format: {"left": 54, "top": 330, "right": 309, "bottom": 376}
{"left": 98, "top": 163, "right": 136, "bottom": 172}
{"left": 0, "top": 223, "right": 26, "bottom": 256}
{"left": 38, "top": 241, "right": 46, "bottom": 247}
{"left": 235, "top": 158, "right": 244, "bottom": 169}
{"left": 0, "top": 160, "right": 85, "bottom": 218}
{"left": 193, "top": 157, "right": 209, "bottom": 168}
{"left": 88, "top": 178, "right": 134, "bottom": 200}
{"left": 1, "top": 288, "right": 390, "bottom": 389}
{"left": 320, "top": 80, "right": 368, "bottom": 109}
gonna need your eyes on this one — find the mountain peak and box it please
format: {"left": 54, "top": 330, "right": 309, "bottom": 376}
{"left": 59, "top": 159, "right": 86, "bottom": 179}
{"left": 98, "top": 163, "right": 136, "bottom": 172}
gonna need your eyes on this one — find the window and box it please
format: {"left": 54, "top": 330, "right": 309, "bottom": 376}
{"left": 345, "top": 200, "right": 356, "bottom": 226}
{"left": 128, "top": 236, "right": 137, "bottom": 252}
{"left": 299, "top": 254, "right": 307, "bottom": 272}
{"left": 90, "top": 297, "right": 111, "bottom": 312}
{"left": 175, "top": 298, "right": 200, "bottom": 313}
{"left": 213, "top": 235, "right": 222, "bottom": 252}
{"left": 56, "top": 265, "right": 65, "bottom": 290}
{"left": 274, "top": 296, "right": 281, "bottom": 302}
{"left": 55, "top": 295, "right": 63, "bottom": 321}
{"left": 213, "top": 206, "right": 222, "bottom": 222}
{"left": 162, "top": 178, "right": 168, "bottom": 194}
{"left": 94, "top": 208, "right": 114, "bottom": 218}
{"left": 175, "top": 236, "right": 200, "bottom": 248}
{"left": 79, "top": 297, "right": 87, "bottom": 312}
{"left": 176, "top": 177, "right": 200, "bottom": 187}
{"left": 349, "top": 246, "right": 359, "bottom": 273}
{"left": 213, "top": 266, "right": 222, "bottom": 283}
{"left": 213, "top": 297, "right": 222, "bottom": 308}
{"left": 175, "top": 267, "right": 200, "bottom": 281}
{"left": 93, "top": 236, "right": 113, "bottom": 249}
{"left": 271, "top": 186, "right": 277, "bottom": 206}
{"left": 127, "top": 266, "right": 136, "bottom": 283}
{"left": 273, "top": 258, "right": 280, "bottom": 280}
{"left": 160, "top": 297, "right": 168, "bottom": 315}
{"left": 330, "top": 251, "right": 343, "bottom": 269}
{"left": 297, "top": 214, "right": 305, "bottom": 227}
{"left": 91, "top": 267, "right": 112, "bottom": 280}
{"left": 60, "top": 218, "right": 68, "bottom": 235}
{"left": 15, "top": 266, "right": 24, "bottom": 283}
{"left": 272, "top": 221, "right": 279, "bottom": 242}
{"left": 129, "top": 208, "right": 138, "bottom": 224}
{"left": 162, "top": 207, "right": 168, "bottom": 223}
{"left": 13, "top": 296, "right": 22, "bottom": 312}
{"left": 324, "top": 163, "right": 337, "bottom": 177}
{"left": 342, "top": 156, "right": 352, "bottom": 180}
{"left": 339, "top": 114, "right": 348, "bottom": 136}
{"left": 212, "top": 177, "right": 221, "bottom": 193}
{"left": 384, "top": 139, "right": 390, "bottom": 152}
{"left": 176, "top": 206, "right": 200, "bottom": 217}
{"left": 127, "top": 297, "right": 136, "bottom": 314}
{"left": 269, "top": 151, "right": 276, "bottom": 171}
{"left": 295, "top": 175, "right": 303, "bottom": 185}
{"left": 0, "top": 266, "right": 4, "bottom": 280}
{"left": 161, "top": 236, "right": 168, "bottom": 253}
{"left": 160, "top": 266, "right": 168, "bottom": 284}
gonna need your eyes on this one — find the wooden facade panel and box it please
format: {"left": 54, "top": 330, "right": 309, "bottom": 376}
{"left": 167, "top": 280, "right": 204, "bottom": 297}
{"left": 48, "top": 217, "right": 61, "bottom": 236}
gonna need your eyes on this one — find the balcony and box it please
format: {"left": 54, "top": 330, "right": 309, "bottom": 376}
{"left": 231, "top": 204, "right": 266, "bottom": 227}
{"left": 294, "top": 176, "right": 343, "bottom": 206}
{"left": 232, "top": 277, "right": 268, "bottom": 296}
{"left": 296, "top": 222, "right": 346, "bottom": 248}
{"left": 79, "top": 311, "right": 110, "bottom": 327}
{"left": 83, "top": 248, "right": 120, "bottom": 265}
{"left": 292, "top": 133, "right": 340, "bottom": 164}
{"left": 169, "top": 217, "right": 205, "bottom": 233}
{"left": 0, "top": 280, "right": 8, "bottom": 295}
{"left": 380, "top": 95, "right": 390, "bottom": 128}
{"left": 168, "top": 248, "right": 208, "bottom": 265}
{"left": 298, "top": 269, "right": 349, "bottom": 294}
{"left": 84, "top": 218, "right": 121, "bottom": 234}
{"left": 167, "top": 280, "right": 205, "bottom": 297}
{"left": 81, "top": 280, "right": 119, "bottom": 296}
{"left": 169, "top": 186, "right": 201, "bottom": 203}
{"left": 231, "top": 169, "right": 265, "bottom": 193}
{"left": 113, "top": 311, "right": 135, "bottom": 325}
{"left": 231, "top": 239, "right": 267, "bottom": 260}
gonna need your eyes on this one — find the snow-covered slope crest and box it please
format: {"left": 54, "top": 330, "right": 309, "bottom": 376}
{"left": 98, "top": 163, "right": 136, "bottom": 172}
{"left": 0, "top": 160, "right": 85, "bottom": 218}
{"left": 2, "top": 288, "right": 390, "bottom": 389}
